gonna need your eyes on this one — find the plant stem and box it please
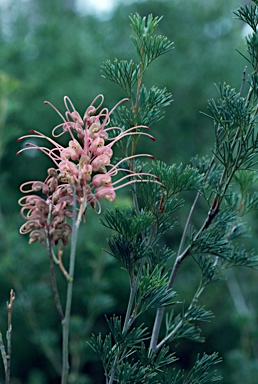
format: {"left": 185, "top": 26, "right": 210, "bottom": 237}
{"left": 0, "top": 332, "right": 7, "bottom": 378}
{"left": 47, "top": 244, "right": 64, "bottom": 322}
{"left": 123, "top": 258, "right": 144, "bottom": 331}
{"left": 4, "top": 289, "right": 15, "bottom": 384}
{"left": 61, "top": 188, "right": 80, "bottom": 384}
{"left": 5, "top": 326, "right": 12, "bottom": 384}
{"left": 46, "top": 202, "right": 65, "bottom": 322}
{"left": 108, "top": 354, "right": 119, "bottom": 384}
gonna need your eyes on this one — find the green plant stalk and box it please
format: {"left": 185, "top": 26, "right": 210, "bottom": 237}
{"left": 108, "top": 355, "right": 119, "bottom": 384}
{"left": 5, "top": 326, "right": 12, "bottom": 384}
{"left": 46, "top": 202, "right": 65, "bottom": 321}
{"left": 61, "top": 188, "right": 80, "bottom": 384}
{"left": 133, "top": 46, "right": 144, "bottom": 119}
{"left": 123, "top": 257, "right": 145, "bottom": 331}
{"left": 0, "top": 332, "right": 7, "bottom": 377}
{"left": 47, "top": 241, "right": 64, "bottom": 322}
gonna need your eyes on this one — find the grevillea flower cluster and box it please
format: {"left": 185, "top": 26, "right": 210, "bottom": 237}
{"left": 18, "top": 95, "right": 158, "bottom": 246}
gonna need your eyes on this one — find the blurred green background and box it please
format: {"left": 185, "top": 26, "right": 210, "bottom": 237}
{"left": 1, "top": 0, "right": 258, "bottom": 383}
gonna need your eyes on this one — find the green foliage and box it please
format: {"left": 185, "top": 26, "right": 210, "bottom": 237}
{"left": 101, "top": 203, "right": 177, "bottom": 271}
{"left": 234, "top": 169, "right": 258, "bottom": 195}
{"left": 207, "top": 83, "right": 254, "bottom": 130}
{"left": 190, "top": 156, "right": 223, "bottom": 193}
{"left": 190, "top": 210, "right": 235, "bottom": 259}
{"left": 136, "top": 85, "right": 173, "bottom": 126}
{"left": 135, "top": 265, "right": 177, "bottom": 316}
{"left": 225, "top": 189, "right": 258, "bottom": 216}
{"left": 206, "top": 83, "right": 258, "bottom": 172}
{"left": 233, "top": 3, "right": 258, "bottom": 33}
{"left": 193, "top": 253, "right": 221, "bottom": 286}
{"left": 150, "top": 161, "right": 205, "bottom": 196}
{"left": 223, "top": 245, "right": 258, "bottom": 268}
{"left": 90, "top": 316, "right": 179, "bottom": 383}
{"left": 147, "top": 245, "right": 175, "bottom": 267}
{"left": 244, "top": 32, "right": 258, "bottom": 69}
{"left": 101, "top": 59, "right": 140, "bottom": 95}
{"left": 153, "top": 353, "right": 222, "bottom": 384}
{"left": 165, "top": 303, "right": 214, "bottom": 344}
{"left": 191, "top": 207, "right": 258, "bottom": 269}
{"left": 129, "top": 14, "right": 174, "bottom": 69}
{"left": 184, "top": 352, "right": 222, "bottom": 383}
{"left": 101, "top": 207, "right": 155, "bottom": 240}
{"left": 109, "top": 85, "right": 173, "bottom": 131}
{"left": 107, "top": 234, "right": 146, "bottom": 273}
{"left": 114, "top": 360, "right": 154, "bottom": 384}
{"left": 139, "top": 344, "right": 178, "bottom": 371}
{"left": 89, "top": 333, "right": 114, "bottom": 375}
{"left": 102, "top": 11, "right": 173, "bottom": 136}
{"left": 106, "top": 316, "right": 149, "bottom": 348}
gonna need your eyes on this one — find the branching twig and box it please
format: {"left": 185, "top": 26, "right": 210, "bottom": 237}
{"left": 239, "top": 66, "right": 247, "bottom": 97}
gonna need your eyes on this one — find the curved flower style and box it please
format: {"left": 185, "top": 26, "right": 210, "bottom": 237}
{"left": 17, "top": 95, "right": 160, "bottom": 246}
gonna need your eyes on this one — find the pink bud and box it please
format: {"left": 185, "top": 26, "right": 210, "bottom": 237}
{"left": 88, "top": 122, "right": 101, "bottom": 137}
{"left": 70, "top": 111, "right": 83, "bottom": 126}
{"left": 80, "top": 164, "right": 92, "bottom": 182}
{"left": 95, "top": 185, "right": 116, "bottom": 202}
{"left": 89, "top": 137, "right": 104, "bottom": 154}
{"left": 59, "top": 160, "right": 79, "bottom": 177}
{"left": 91, "top": 154, "right": 110, "bottom": 171}
{"left": 92, "top": 173, "right": 112, "bottom": 187}
{"left": 95, "top": 146, "right": 113, "bottom": 158}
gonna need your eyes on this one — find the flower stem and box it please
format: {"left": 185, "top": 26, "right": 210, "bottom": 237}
{"left": 48, "top": 245, "right": 64, "bottom": 322}
{"left": 61, "top": 188, "right": 79, "bottom": 384}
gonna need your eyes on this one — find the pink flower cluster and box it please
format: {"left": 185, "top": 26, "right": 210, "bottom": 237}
{"left": 18, "top": 95, "right": 157, "bottom": 246}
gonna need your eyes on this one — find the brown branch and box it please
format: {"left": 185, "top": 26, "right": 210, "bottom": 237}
{"left": 58, "top": 245, "right": 70, "bottom": 281}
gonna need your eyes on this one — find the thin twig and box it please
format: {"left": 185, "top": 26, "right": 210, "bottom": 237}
{"left": 0, "top": 332, "right": 7, "bottom": 376}
{"left": 5, "top": 289, "right": 15, "bottom": 384}
{"left": 239, "top": 66, "right": 247, "bottom": 97}
{"left": 47, "top": 240, "right": 64, "bottom": 322}
{"left": 58, "top": 245, "right": 70, "bottom": 280}
{"left": 123, "top": 258, "right": 145, "bottom": 332}
{"left": 61, "top": 187, "right": 80, "bottom": 384}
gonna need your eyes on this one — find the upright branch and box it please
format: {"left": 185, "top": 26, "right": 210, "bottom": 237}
{"left": 61, "top": 188, "right": 78, "bottom": 384}
{"left": 0, "top": 289, "right": 15, "bottom": 384}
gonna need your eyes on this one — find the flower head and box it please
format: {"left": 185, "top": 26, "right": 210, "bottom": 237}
{"left": 17, "top": 95, "right": 160, "bottom": 246}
